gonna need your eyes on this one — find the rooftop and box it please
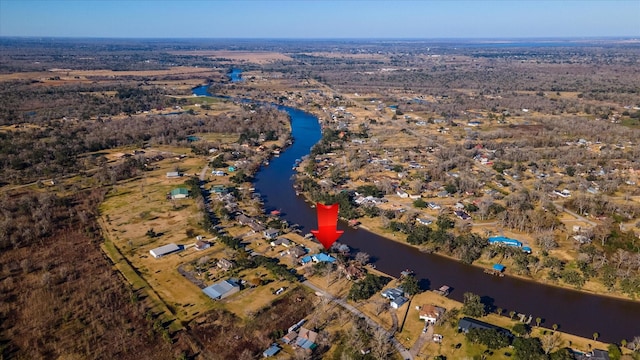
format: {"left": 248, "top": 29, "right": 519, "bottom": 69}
{"left": 202, "top": 279, "right": 240, "bottom": 300}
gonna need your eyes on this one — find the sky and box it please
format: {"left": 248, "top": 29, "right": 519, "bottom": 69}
{"left": 1, "top": 0, "right": 639, "bottom": 39}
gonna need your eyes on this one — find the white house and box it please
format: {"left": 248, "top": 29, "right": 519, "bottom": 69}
{"left": 419, "top": 304, "right": 446, "bottom": 324}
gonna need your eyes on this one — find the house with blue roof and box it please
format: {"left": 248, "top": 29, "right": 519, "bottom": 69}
{"left": 312, "top": 253, "right": 336, "bottom": 263}
{"left": 488, "top": 236, "right": 532, "bottom": 253}
{"left": 300, "top": 255, "right": 313, "bottom": 265}
{"left": 488, "top": 236, "right": 522, "bottom": 247}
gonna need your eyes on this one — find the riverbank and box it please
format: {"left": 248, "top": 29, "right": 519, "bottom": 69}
{"left": 290, "top": 168, "right": 638, "bottom": 305}
{"left": 355, "top": 216, "right": 638, "bottom": 303}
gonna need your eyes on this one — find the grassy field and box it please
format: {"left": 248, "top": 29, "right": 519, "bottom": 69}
{"left": 98, "top": 151, "right": 222, "bottom": 325}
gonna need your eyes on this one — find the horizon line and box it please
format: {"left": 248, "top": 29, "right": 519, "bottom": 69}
{"left": 1, "top": 35, "right": 639, "bottom": 41}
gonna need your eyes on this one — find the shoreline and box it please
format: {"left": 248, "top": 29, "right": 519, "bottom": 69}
{"left": 294, "top": 184, "right": 639, "bottom": 304}
{"left": 359, "top": 219, "right": 640, "bottom": 304}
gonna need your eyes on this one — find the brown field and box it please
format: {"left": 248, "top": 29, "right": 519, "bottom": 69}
{"left": 0, "top": 66, "right": 221, "bottom": 83}
{"left": 99, "top": 153, "right": 217, "bottom": 324}
{"left": 303, "top": 52, "right": 390, "bottom": 61}
{"left": 169, "top": 50, "right": 293, "bottom": 64}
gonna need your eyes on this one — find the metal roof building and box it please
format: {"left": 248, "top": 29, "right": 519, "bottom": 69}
{"left": 149, "top": 243, "right": 181, "bottom": 258}
{"left": 458, "top": 317, "right": 512, "bottom": 336}
{"left": 488, "top": 236, "right": 522, "bottom": 247}
{"left": 202, "top": 279, "right": 240, "bottom": 300}
{"left": 262, "top": 344, "right": 281, "bottom": 358}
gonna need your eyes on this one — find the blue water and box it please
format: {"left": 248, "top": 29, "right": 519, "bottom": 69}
{"left": 229, "top": 68, "right": 242, "bottom": 82}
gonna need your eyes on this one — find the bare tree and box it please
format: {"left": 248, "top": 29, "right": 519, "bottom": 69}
{"left": 370, "top": 328, "right": 394, "bottom": 360}
{"left": 355, "top": 251, "right": 371, "bottom": 265}
{"left": 541, "top": 332, "right": 563, "bottom": 354}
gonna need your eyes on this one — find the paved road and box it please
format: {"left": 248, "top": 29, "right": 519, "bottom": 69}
{"left": 302, "top": 280, "right": 413, "bottom": 360}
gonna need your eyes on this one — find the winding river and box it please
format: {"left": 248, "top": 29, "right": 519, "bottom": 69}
{"left": 193, "top": 82, "right": 640, "bottom": 343}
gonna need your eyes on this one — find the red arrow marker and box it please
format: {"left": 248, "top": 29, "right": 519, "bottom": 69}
{"left": 311, "top": 203, "right": 344, "bottom": 250}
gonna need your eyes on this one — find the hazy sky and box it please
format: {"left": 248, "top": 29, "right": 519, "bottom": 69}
{"left": 1, "top": 0, "right": 639, "bottom": 38}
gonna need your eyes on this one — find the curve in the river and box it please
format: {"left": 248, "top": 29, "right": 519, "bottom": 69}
{"left": 193, "top": 84, "right": 640, "bottom": 343}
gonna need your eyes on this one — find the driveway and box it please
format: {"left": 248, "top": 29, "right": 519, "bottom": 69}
{"left": 302, "top": 280, "right": 413, "bottom": 360}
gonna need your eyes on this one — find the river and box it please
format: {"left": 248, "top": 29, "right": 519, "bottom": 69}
{"left": 192, "top": 82, "right": 640, "bottom": 343}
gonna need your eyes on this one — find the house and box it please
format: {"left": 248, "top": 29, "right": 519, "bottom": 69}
{"left": 170, "top": 188, "right": 189, "bottom": 199}
{"left": 236, "top": 214, "right": 253, "bottom": 225}
{"left": 458, "top": 317, "right": 511, "bottom": 336}
{"left": 211, "top": 170, "right": 226, "bottom": 176}
{"left": 300, "top": 255, "right": 313, "bottom": 265}
{"left": 287, "top": 246, "right": 306, "bottom": 258}
{"left": 342, "top": 264, "right": 365, "bottom": 280}
{"left": 295, "top": 327, "right": 318, "bottom": 350}
{"left": 270, "top": 237, "right": 291, "bottom": 247}
{"left": 312, "top": 253, "right": 336, "bottom": 263}
{"left": 282, "top": 331, "right": 298, "bottom": 344}
{"left": 217, "top": 258, "right": 235, "bottom": 271}
{"left": 263, "top": 344, "right": 281, "bottom": 358}
{"left": 211, "top": 184, "right": 227, "bottom": 194}
{"left": 488, "top": 236, "right": 522, "bottom": 248}
{"left": 248, "top": 222, "right": 265, "bottom": 233}
{"left": 390, "top": 296, "right": 409, "bottom": 309}
{"left": 263, "top": 228, "right": 280, "bottom": 240}
{"left": 454, "top": 210, "right": 471, "bottom": 220}
{"left": 396, "top": 190, "right": 409, "bottom": 198}
{"left": 419, "top": 305, "right": 446, "bottom": 324}
{"left": 575, "top": 349, "right": 610, "bottom": 360}
{"left": 202, "top": 279, "right": 240, "bottom": 300}
{"left": 428, "top": 202, "right": 441, "bottom": 210}
{"left": 416, "top": 218, "right": 432, "bottom": 226}
{"left": 166, "top": 171, "right": 181, "bottom": 178}
{"left": 149, "top": 243, "right": 181, "bottom": 258}
{"left": 381, "top": 287, "right": 405, "bottom": 300}
{"left": 195, "top": 240, "right": 211, "bottom": 251}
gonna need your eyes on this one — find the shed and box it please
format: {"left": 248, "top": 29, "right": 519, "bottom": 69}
{"left": 149, "top": 243, "right": 181, "bottom": 258}
{"left": 202, "top": 279, "right": 240, "bottom": 300}
{"left": 263, "top": 344, "right": 281, "bottom": 358}
{"left": 166, "top": 171, "right": 181, "bottom": 178}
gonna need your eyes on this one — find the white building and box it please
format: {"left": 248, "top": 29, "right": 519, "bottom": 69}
{"left": 149, "top": 243, "right": 181, "bottom": 258}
